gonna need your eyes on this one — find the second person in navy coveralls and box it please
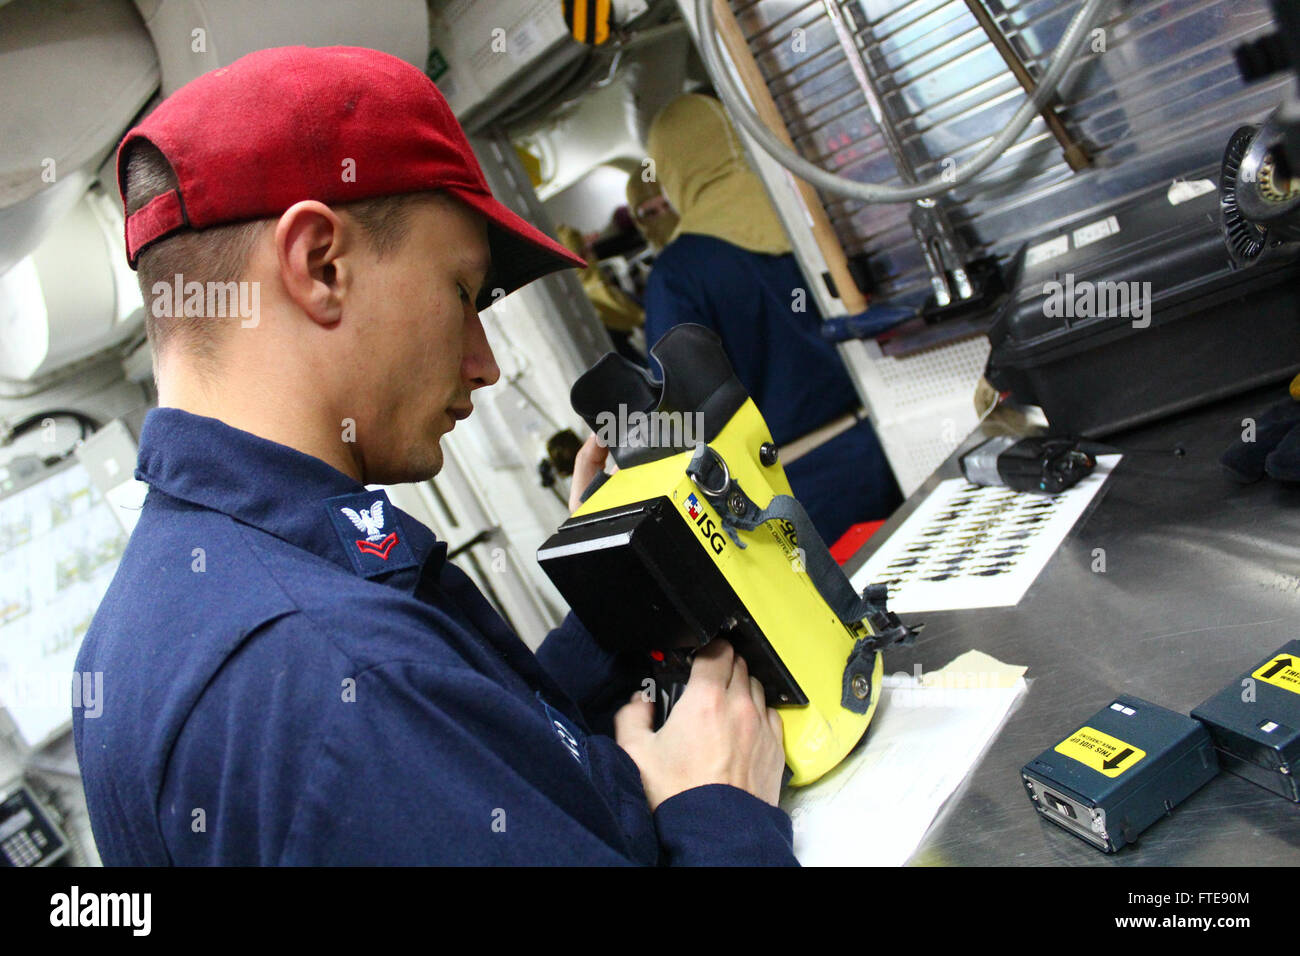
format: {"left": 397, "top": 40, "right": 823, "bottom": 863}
{"left": 644, "top": 94, "right": 903, "bottom": 545}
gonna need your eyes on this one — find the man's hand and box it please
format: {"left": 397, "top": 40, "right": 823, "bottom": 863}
{"left": 569, "top": 433, "right": 611, "bottom": 513}
{"left": 614, "top": 640, "right": 786, "bottom": 811}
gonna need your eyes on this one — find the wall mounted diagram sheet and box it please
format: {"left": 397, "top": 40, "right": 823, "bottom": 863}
{"left": 848, "top": 455, "right": 1120, "bottom": 612}
{"left": 0, "top": 463, "right": 127, "bottom": 747}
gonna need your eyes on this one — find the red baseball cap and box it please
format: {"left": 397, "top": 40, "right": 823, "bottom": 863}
{"left": 117, "top": 45, "right": 584, "bottom": 310}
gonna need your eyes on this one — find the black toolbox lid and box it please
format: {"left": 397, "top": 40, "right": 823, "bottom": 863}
{"left": 988, "top": 175, "right": 1300, "bottom": 368}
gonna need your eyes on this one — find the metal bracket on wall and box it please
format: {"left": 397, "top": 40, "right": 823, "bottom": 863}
{"left": 963, "top": 0, "right": 1092, "bottom": 172}
{"left": 821, "top": 0, "right": 977, "bottom": 312}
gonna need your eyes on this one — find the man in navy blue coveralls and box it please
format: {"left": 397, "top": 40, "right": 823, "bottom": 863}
{"left": 73, "top": 47, "right": 795, "bottom": 866}
{"left": 644, "top": 95, "right": 902, "bottom": 546}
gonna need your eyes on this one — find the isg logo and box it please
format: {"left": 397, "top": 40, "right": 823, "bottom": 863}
{"left": 684, "top": 493, "right": 727, "bottom": 555}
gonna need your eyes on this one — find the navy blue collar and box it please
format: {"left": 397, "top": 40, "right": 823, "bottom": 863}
{"left": 135, "top": 407, "right": 446, "bottom": 586}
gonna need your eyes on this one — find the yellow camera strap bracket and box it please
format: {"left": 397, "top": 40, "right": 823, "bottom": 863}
{"left": 685, "top": 442, "right": 920, "bottom": 713}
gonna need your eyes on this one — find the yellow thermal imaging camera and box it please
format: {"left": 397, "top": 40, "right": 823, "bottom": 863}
{"left": 537, "top": 325, "right": 917, "bottom": 786}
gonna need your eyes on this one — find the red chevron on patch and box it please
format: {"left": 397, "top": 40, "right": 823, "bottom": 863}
{"left": 356, "top": 532, "right": 398, "bottom": 560}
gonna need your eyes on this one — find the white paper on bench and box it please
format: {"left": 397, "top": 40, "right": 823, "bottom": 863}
{"left": 782, "top": 650, "right": 1028, "bottom": 867}
{"left": 848, "top": 455, "right": 1120, "bottom": 612}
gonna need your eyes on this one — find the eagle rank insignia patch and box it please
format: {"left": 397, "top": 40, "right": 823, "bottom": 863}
{"left": 324, "top": 489, "right": 418, "bottom": 578}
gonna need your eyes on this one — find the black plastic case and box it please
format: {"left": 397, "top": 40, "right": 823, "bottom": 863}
{"left": 986, "top": 177, "right": 1300, "bottom": 437}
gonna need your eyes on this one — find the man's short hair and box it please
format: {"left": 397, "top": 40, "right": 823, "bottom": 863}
{"left": 122, "top": 141, "right": 433, "bottom": 365}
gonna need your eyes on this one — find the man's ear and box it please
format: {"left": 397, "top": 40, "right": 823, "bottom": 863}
{"left": 274, "top": 200, "right": 353, "bottom": 326}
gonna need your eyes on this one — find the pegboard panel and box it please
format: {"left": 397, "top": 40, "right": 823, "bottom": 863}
{"left": 876, "top": 396, "right": 980, "bottom": 496}
{"left": 861, "top": 335, "right": 991, "bottom": 422}
{"left": 838, "top": 334, "right": 991, "bottom": 493}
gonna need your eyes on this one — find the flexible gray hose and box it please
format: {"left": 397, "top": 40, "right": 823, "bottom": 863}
{"left": 695, "top": 0, "right": 1111, "bottom": 203}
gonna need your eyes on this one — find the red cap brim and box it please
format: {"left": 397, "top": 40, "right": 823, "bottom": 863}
{"left": 446, "top": 187, "right": 586, "bottom": 311}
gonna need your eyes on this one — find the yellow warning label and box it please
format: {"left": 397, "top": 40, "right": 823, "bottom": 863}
{"left": 1055, "top": 726, "right": 1146, "bottom": 777}
{"left": 1253, "top": 653, "right": 1300, "bottom": 695}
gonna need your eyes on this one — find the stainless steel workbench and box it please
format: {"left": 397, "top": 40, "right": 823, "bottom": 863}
{"left": 842, "top": 384, "right": 1300, "bottom": 865}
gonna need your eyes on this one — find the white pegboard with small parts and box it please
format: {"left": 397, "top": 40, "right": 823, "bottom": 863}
{"left": 854, "top": 336, "right": 992, "bottom": 423}
{"left": 840, "top": 335, "right": 992, "bottom": 496}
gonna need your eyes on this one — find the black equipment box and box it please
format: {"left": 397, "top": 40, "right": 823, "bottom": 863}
{"left": 986, "top": 176, "right": 1300, "bottom": 437}
{"left": 1192, "top": 640, "right": 1300, "bottom": 802}
{"left": 1021, "top": 695, "right": 1219, "bottom": 852}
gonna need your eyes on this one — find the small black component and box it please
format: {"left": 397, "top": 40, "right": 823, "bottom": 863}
{"left": 920, "top": 254, "right": 1010, "bottom": 324}
{"left": 537, "top": 457, "right": 556, "bottom": 488}
{"left": 960, "top": 435, "right": 1096, "bottom": 494}
{"left": 545, "top": 428, "right": 584, "bottom": 477}
{"left": 1192, "top": 640, "right": 1300, "bottom": 802}
{"left": 1021, "top": 696, "right": 1219, "bottom": 853}
{"left": 649, "top": 647, "right": 695, "bottom": 729}
{"left": 1235, "top": 32, "right": 1289, "bottom": 82}
{"left": 821, "top": 253, "right": 878, "bottom": 302}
